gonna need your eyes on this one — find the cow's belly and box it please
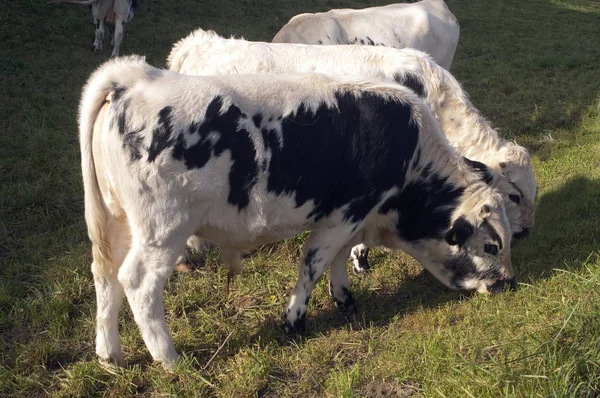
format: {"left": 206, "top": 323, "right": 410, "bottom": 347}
{"left": 190, "top": 189, "right": 322, "bottom": 250}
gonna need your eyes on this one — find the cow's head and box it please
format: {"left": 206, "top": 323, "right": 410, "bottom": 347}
{"left": 376, "top": 185, "right": 514, "bottom": 294}
{"left": 495, "top": 142, "right": 536, "bottom": 239}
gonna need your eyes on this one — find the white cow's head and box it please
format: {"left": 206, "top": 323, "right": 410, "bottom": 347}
{"left": 495, "top": 142, "right": 536, "bottom": 239}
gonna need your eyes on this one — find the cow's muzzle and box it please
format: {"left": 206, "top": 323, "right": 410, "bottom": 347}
{"left": 487, "top": 278, "right": 518, "bottom": 295}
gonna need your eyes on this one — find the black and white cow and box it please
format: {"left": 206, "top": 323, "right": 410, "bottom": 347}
{"left": 81, "top": 56, "right": 514, "bottom": 369}
{"left": 272, "top": 0, "right": 460, "bottom": 69}
{"left": 168, "top": 30, "right": 536, "bottom": 274}
{"left": 53, "top": 0, "right": 137, "bottom": 57}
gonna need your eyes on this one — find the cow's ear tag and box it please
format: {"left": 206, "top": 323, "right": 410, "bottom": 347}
{"left": 451, "top": 232, "right": 458, "bottom": 244}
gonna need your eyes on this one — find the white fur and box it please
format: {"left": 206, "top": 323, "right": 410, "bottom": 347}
{"left": 81, "top": 56, "right": 513, "bottom": 367}
{"left": 168, "top": 30, "right": 536, "bottom": 249}
{"left": 271, "top": 0, "right": 460, "bottom": 70}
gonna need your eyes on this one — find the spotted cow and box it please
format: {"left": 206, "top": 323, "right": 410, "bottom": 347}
{"left": 52, "top": 0, "right": 137, "bottom": 57}
{"left": 168, "top": 29, "right": 536, "bottom": 274}
{"left": 272, "top": 0, "right": 460, "bottom": 70}
{"left": 81, "top": 56, "right": 514, "bottom": 369}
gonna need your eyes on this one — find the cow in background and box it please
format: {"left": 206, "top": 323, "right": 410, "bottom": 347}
{"left": 272, "top": 0, "right": 460, "bottom": 70}
{"left": 52, "top": 0, "right": 137, "bottom": 57}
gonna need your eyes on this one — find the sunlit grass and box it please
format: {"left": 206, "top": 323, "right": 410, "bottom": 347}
{"left": 1, "top": 0, "right": 599, "bottom": 396}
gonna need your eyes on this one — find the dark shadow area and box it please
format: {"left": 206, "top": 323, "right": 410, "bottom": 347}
{"left": 511, "top": 175, "right": 600, "bottom": 282}
{"left": 211, "top": 175, "right": 600, "bottom": 353}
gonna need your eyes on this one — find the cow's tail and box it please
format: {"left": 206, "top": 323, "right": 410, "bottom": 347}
{"left": 79, "top": 55, "right": 148, "bottom": 276}
{"left": 50, "top": 0, "right": 98, "bottom": 6}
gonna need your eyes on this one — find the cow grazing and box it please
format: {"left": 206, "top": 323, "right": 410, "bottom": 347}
{"left": 81, "top": 56, "right": 514, "bottom": 368}
{"left": 271, "top": 0, "right": 460, "bottom": 70}
{"left": 52, "top": 0, "right": 137, "bottom": 57}
{"left": 168, "top": 29, "right": 536, "bottom": 274}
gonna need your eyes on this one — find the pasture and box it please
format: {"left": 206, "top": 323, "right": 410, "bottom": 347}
{"left": 1, "top": 0, "right": 599, "bottom": 396}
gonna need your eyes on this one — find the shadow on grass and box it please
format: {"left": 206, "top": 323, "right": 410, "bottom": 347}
{"left": 210, "top": 174, "right": 600, "bottom": 355}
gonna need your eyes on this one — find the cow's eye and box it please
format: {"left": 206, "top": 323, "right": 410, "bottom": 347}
{"left": 484, "top": 244, "right": 498, "bottom": 255}
{"left": 509, "top": 194, "right": 520, "bottom": 204}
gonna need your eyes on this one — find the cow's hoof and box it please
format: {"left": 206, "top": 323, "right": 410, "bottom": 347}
{"left": 160, "top": 356, "right": 181, "bottom": 373}
{"left": 98, "top": 354, "right": 125, "bottom": 370}
{"left": 282, "top": 315, "right": 306, "bottom": 336}
{"left": 334, "top": 297, "right": 357, "bottom": 315}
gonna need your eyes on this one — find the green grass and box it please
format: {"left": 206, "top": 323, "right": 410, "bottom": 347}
{"left": 1, "top": 0, "right": 600, "bottom": 396}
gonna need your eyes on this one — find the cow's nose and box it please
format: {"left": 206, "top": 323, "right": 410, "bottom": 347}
{"left": 487, "top": 278, "right": 517, "bottom": 295}
{"left": 513, "top": 228, "right": 530, "bottom": 240}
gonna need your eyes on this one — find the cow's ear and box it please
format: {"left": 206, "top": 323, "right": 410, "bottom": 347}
{"left": 463, "top": 157, "right": 494, "bottom": 185}
{"left": 445, "top": 217, "right": 474, "bottom": 246}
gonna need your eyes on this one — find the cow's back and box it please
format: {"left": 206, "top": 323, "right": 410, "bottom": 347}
{"left": 91, "top": 63, "right": 426, "bottom": 247}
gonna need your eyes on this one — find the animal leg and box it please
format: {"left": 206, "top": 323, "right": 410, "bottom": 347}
{"left": 350, "top": 243, "right": 371, "bottom": 274}
{"left": 283, "top": 223, "right": 361, "bottom": 335}
{"left": 93, "top": 17, "right": 104, "bottom": 53}
{"left": 329, "top": 245, "right": 357, "bottom": 313}
{"left": 118, "top": 243, "right": 179, "bottom": 368}
{"left": 110, "top": 17, "right": 124, "bottom": 57}
{"left": 93, "top": 217, "right": 130, "bottom": 368}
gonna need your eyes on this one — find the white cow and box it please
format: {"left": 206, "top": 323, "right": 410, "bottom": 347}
{"left": 272, "top": 0, "right": 460, "bottom": 70}
{"left": 52, "top": 0, "right": 137, "bottom": 57}
{"left": 168, "top": 29, "right": 536, "bottom": 273}
{"left": 81, "top": 56, "right": 514, "bottom": 368}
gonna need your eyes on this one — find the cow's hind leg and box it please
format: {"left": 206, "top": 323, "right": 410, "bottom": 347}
{"left": 350, "top": 244, "right": 371, "bottom": 274}
{"left": 110, "top": 17, "right": 124, "bottom": 57}
{"left": 118, "top": 242, "right": 180, "bottom": 368}
{"left": 283, "top": 224, "right": 361, "bottom": 335}
{"left": 94, "top": 217, "right": 130, "bottom": 368}
{"left": 93, "top": 18, "right": 104, "bottom": 53}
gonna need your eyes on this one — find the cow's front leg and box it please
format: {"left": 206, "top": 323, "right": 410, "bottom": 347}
{"left": 329, "top": 246, "right": 357, "bottom": 313}
{"left": 283, "top": 224, "right": 361, "bottom": 335}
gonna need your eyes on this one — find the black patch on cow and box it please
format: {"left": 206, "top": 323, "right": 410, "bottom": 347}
{"left": 482, "top": 218, "right": 503, "bottom": 250}
{"left": 380, "top": 164, "right": 465, "bottom": 241}
{"left": 252, "top": 114, "right": 262, "bottom": 128}
{"left": 123, "top": 126, "right": 145, "bottom": 161}
{"left": 305, "top": 248, "right": 319, "bottom": 281}
{"left": 263, "top": 92, "right": 420, "bottom": 224}
{"left": 394, "top": 73, "right": 426, "bottom": 97}
{"left": 148, "top": 106, "right": 176, "bottom": 163}
{"left": 334, "top": 286, "right": 357, "bottom": 313}
{"left": 445, "top": 216, "right": 475, "bottom": 247}
{"left": 283, "top": 312, "right": 306, "bottom": 336}
{"left": 111, "top": 83, "right": 127, "bottom": 102}
{"left": 359, "top": 39, "right": 365, "bottom": 44}
{"left": 463, "top": 157, "right": 494, "bottom": 185}
{"left": 318, "top": 40, "right": 323, "bottom": 44}
{"left": 483, "top": 243, "right": 498, "bottom": 256}
{"left": 366, "top": 37, "right": 375, "bottom": 46}
{"left": 168, "top": 96, "right": 259, "bottom": 210}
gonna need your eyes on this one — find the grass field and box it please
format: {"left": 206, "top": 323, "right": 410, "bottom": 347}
{"left": 1, "top": 0, "right": 600, "bottom": 396}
